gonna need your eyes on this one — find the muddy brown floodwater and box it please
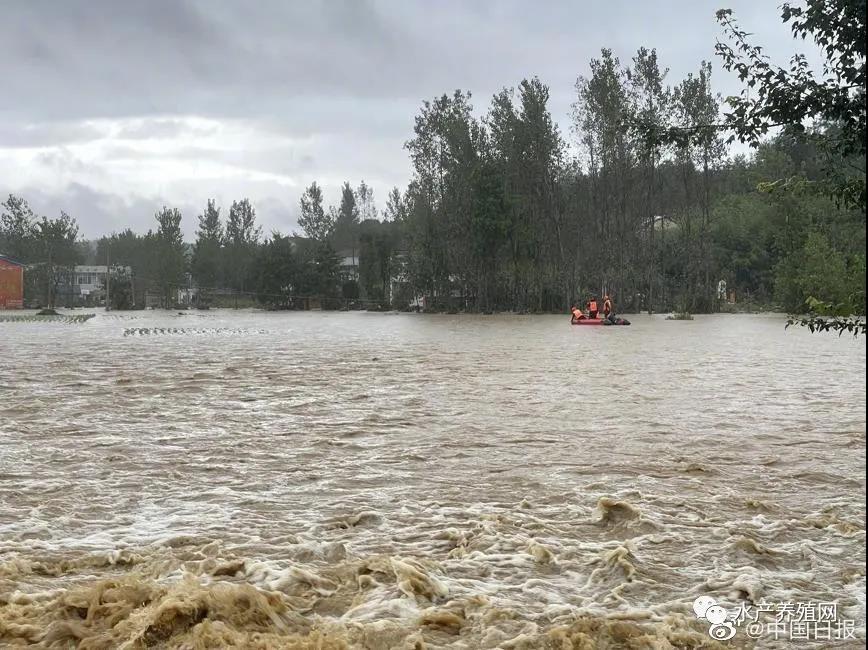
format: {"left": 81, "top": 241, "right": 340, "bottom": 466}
{"left": 0, "top": 311, "right": 865, "bottom": 649}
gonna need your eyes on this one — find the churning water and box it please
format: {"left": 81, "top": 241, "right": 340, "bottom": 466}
{"left": 0, "top": 310, "right": 864, "bottom": 648}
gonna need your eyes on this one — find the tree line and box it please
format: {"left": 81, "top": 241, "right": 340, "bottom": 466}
{"left": 2, "top": 2, "right": 864, "bottom": 322}
{"left": 0, "top": 195, "right": 81, "bottom": 307}
{"left": 0, "top": 184, "right": 405, "bottom": 310}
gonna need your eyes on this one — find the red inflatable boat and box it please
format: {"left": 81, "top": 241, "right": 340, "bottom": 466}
{"left": 571, "top": 317, "right": 631, "bottom": 326}
{"left": 572, "top": 318, "right": 605, "bottom": 326}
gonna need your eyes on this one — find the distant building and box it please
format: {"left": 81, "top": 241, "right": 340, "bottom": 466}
{"left": 643, "top": 214, "right": 675, "bottom": 232}
{"left": 62, "top": 265, "right": 132, "bottom": 306}
{"left": 176, "top": 272, "right": 197, "bottom": 306}
{"left": 0, "top": 255, "right": 24, "bottom": 309}
{"left": 73, "top": 266, "right": 106, "bottom": 301}
{"left": 337, "top": 249, "right": 359, "bottom": 282}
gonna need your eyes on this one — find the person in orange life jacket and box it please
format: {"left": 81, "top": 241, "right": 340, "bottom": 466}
{"left": 587, "top": 297, "right": 599, "bottom": 319}
{"left": 570, "top": 305, "right": 586, "bottom": 323}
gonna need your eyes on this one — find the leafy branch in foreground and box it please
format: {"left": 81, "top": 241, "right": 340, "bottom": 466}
{"left": 714, "top": 2, "right": 866, "bottom": 211}
{"left": 786, "top": 297, "right": 867, "bottom": 336}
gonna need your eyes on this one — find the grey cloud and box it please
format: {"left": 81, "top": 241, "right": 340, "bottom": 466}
{"left": 1, "top": 1, "right": 820, "bottom": 236}
{"left": 2, "top": 0, "right": 805, "bottom": 123}
{"left": 114, "top": 119, "right": 218, "bottom": 141}
{"left": 33, "top": 149, "right": 90, "bottom": 174}
{"left": 6, "top": 183, "right": 299, "bottom": 242}
{"left": 0, "top": 122, "right": 105, "bottom": 149}
{"left": 254, "top": 196, "right": 301, "bottom": 237}
{"left": 95, "top": 137, "right": 318, "bottom": 179}
{"left": 8, "top": 183, "right": 170, "bottom": 236}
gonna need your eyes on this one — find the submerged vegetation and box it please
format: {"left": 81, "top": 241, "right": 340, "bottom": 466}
{"left": 0, "top": 312, "right": 94, "bottom": 324}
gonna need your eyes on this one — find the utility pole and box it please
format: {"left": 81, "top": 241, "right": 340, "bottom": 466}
{"left": 47, "top": 248, "right": 53, "bottom": 309}
{"left": 105, "top": 244, "right": 111, "bottom": 311}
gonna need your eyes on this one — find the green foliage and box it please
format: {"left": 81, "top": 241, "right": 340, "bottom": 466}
{"left": 775, "top": 232, "right": 851, "bottom": 311}
{"left": 619, "top": 2, "right": 865, "bottom": 331}
{"left": 303, "top": 242, "right": 341, "bottom": 298}
{"left": 0, "top": 194, "right": 38, "bottom": 261}
{"left": 355, "top": 180, "right": 377, "bottom": 222}
{"left": 192, "top": 199, "right": 224, "bottom": 296}
{"left": 710, "top": 194, "right": 776, "bottom": 297}
{"left": 225, "top": 198, "right": 260, "bottom": 292}
{"left": 715, "top": 2, "right": 866, "bottom": 209}
{"left": 358, "top": 220, "right": 398, "bottom": 303}
{"left": 332, "top": 182, "right": 359, "bottom": 250}
{"left": 107, "top": 274, "right": 135, "bottom": 310}
{"left": 775, "top": 231, "right": 865, "bottom": 316}
{"left": 154, "top": 206, "right": 187, "bottom": 307}
{"left": 34, "top": 212, "right": 80, "bottom": 267}
{"left": 787, "top": 297, "right": 867, "bottom": 336}
{"left": 383, "top": 187, "right": 408, "bottom": 222}
{"left": 341, "top": 280, "right": 360, "bottom": 300}
{"left": 250, "top": 233, "right": 298, "bottom": 308}
{"left": 97, "top": 229, "right": 155, "bottom": 306}
{"left": 1, "top": 195, "right": 82, "bottom": 307}
{"left": 713, "top": 0, "right": 867, "bottom": 335}
{"left": 298, "top": 182, "right": 334, "bottom": 242}
{"left": 390, "top": 34, "right": 863, "bottom": 315}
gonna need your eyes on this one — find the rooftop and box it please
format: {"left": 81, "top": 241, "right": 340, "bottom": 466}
{"left": 0, "top": 254, "right": 25, "bottom": 267}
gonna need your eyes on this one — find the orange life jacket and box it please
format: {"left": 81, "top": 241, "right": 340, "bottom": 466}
{"left": 571, "top": 308, "right": 584, "bottom": 319}
{"left": 588, "top": 300, "right": 598, "bottom": 312}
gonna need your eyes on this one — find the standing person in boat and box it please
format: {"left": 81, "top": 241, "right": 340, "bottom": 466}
{"left": 603, "top": 294, "right": 614, "bottom": 321}
{"left": 587, "top": 296, "right": 599, "bottom": 319}
{"left": 570, "top": 305, "right": 585, "bottom": 323}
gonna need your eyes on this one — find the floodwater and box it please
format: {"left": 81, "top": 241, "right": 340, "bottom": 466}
{"left": 0, "top": 310, "right": 864, "bottom": 649}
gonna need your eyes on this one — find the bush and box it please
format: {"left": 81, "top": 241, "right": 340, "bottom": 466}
{"left": 107, "top": 276, "right": 135, "bottom": 310}
{"left": 341, "top": 280, "right": 360, "bottom": 300}
{"left": 774, "top": 232, "right": 852, "bottom": 312}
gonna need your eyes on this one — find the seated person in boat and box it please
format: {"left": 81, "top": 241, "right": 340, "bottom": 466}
{"left": 603, "top": 294, "right": 614, "bottom": 321}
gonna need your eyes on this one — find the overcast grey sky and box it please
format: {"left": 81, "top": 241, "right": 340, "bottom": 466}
{"left": 1, "top": 1, "right": 815, "bottom": 239}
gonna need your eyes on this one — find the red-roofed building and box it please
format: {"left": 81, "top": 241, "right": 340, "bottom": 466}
{"left": 0, "top": 255, "right": 24, "bottom": 309}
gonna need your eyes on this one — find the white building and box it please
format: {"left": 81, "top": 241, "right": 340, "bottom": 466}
{"left": 337, "top": 249, "right": 359, "bottom": 281}
{"left": 72, "top": 266, "right": 107, "bottom": 299}
{"left": 176, "top": 272, "right": 197, "bottom": 306}
{"left": 67, "top": 265, "right": 131, "bottom": 305}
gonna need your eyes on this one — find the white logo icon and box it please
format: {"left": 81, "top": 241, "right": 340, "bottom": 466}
{"left": 694, "top": 596, "right": 736, "bottom": 641}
